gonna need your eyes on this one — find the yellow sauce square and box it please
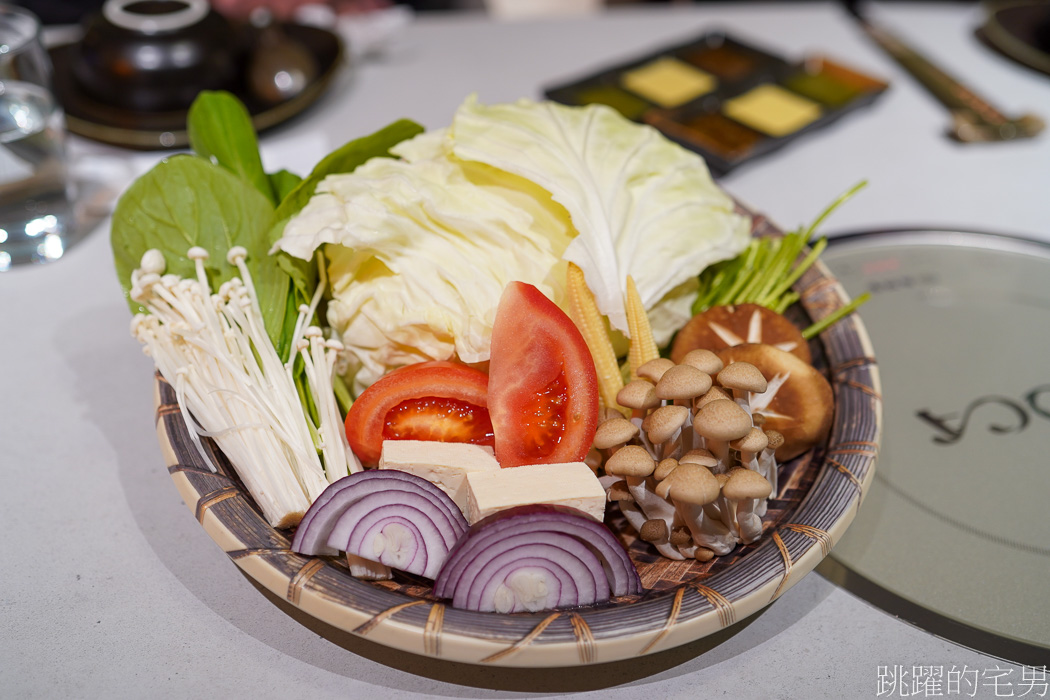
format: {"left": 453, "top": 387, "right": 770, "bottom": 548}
{"left": 621, "top": 57, "right": 715, "bottom": 108}
{"left": 723, "top": 84, "right": 822, "bottom": 137}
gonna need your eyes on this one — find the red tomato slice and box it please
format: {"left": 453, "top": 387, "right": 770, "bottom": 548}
{"left": 488, "top": 282, "right": 599, "bottom": 468}
{"left": 345, "top": 360, "right": 493, "bottom": 466}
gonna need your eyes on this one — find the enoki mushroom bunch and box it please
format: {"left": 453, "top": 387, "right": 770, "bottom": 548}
{"left": 595, "top": 350, "right": 782, "bottom": 561}
{"left": 130, "top": 246, "right": 359, "bottom": 528}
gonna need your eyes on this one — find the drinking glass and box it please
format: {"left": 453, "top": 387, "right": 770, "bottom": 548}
{"left": 0, "top": 4, "right": 77, "bottom": 270}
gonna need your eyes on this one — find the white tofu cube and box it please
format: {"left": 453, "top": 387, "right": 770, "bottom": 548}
{"left": 465, "top": 462, "right": 606, "bottom": 524}
{"left": 378, "top": 440, "right": 500, "bottom": 515}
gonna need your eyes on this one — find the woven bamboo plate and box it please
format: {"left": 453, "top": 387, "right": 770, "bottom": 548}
{"left": 151, "top": 212, "right": 881, "bottom": 667}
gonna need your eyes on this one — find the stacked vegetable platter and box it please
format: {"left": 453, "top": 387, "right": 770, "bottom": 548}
{"left": 117, "top": 92, "right": 881, "bottom": 667}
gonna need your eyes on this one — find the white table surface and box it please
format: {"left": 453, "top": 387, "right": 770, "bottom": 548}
{"left": 4, "top": 3, "right": 1049, "bottom": 698}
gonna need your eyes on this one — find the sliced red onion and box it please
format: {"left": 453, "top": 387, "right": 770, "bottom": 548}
{"left": 479, "top": 559, "right": 570, "bottom": 613}
{"left": 462, "top": 540, "right": 605, "bottom": 612}
{"left": 347, "top": 512, "right": 426, "bottom": 576}
{"left": 328, "top": 490, "right": 459, "bottom": 548}
{"left": 434, "top": 505, "right": 642, "bottom": 612}
{"left": 459, "top": 533, "right": 604, "bottom": 608}
{"left": 292, "top": 470, "right": 466, "bottom": 556}
{"left": 434, "top": 505, "right": 641, "bottom": 600}
{"left": 321, "top": 491, "right": 461, "bottom": 579}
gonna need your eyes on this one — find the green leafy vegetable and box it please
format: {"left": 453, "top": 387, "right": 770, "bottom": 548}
{"left": 269, "top": 169, "right": 303, "bottom": 202}
{"left": 111, "top": 155, "right": 287, "bottom": 336}
{"left": 187, "top": 91, "right": 274, "bottom": 204}
{"left": 267, "top": 118, "right": 425, "bottom": 360}
{"left": 272, "top": 128, "right": 579, "bottom": 393}
{"left": 449, "top": 95, "right": 751, "bottom": 340}
{"left": 273, "top": 118, "right": 425, "bottom": 221}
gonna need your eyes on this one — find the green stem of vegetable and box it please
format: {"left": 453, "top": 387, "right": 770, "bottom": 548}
{"left": 752, "top": 236, "right": 795, "bottom": 305}
{"left": 802, "top": 179, "right": 868, "bottom": 241}
{"left": 736, "top": 238, "right": 774, "bottom": 303}
{"left": 802, "top": 292, "right": 872, "bottom": 339}
{"left": 761, "top": 230, "right": 806, "bottom": 304}
{"left": 694, "top": 180, "right": 868, "bottom": 315}
{"left": 720, "top": 242, "right": 761, "bottom": 305}
{"left": 333, "top": 374, "right": 354, "bottom": 417}
{"left": 774, "top": 291, "right": 800, "bottom": 315}
{"left": 294, "top": 357, "right": 321, "bottom": 427}
{"left": 693, "top": 255, "right": 743, "bottom": 314}
{"left": 765, "top": 236, "right": 828, "bottom": 304}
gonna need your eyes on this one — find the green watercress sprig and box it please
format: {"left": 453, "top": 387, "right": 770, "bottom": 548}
{"left": 691, "top": 181, "right": 870, "bottom": 337}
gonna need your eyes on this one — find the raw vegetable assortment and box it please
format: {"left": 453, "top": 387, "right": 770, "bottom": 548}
{"left": 114, "top": 90, "right": 865, "bottom": 616}
{"left": 273, "top": 95, "right": 751, "bottom": 392}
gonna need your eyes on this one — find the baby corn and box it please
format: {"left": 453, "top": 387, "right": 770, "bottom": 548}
{"left": 625, "top": 276, "right": 659, "bottom": 379}
{"left": 567, "top": 263, "right": 626, "bottom": 415}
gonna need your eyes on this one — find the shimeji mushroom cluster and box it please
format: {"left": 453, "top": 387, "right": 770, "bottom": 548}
{"left": 595, "top": 350, "right": 783, "bottom": 561}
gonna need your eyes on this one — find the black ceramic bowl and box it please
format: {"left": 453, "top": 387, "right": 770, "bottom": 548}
{"left": 73, "top": 0, "right": 245, "bottom": 112}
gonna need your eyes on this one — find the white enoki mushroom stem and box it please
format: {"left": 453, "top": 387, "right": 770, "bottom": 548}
{"left": 130, "top": 247, "right": 357, "bottom": 528}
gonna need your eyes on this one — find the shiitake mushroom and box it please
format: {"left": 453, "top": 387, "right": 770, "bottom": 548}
{"left": 671, "top": 303, "right": 811, "bottom": 365}
{"left": 716, "top": 343, "right": 833, "bottom": 461}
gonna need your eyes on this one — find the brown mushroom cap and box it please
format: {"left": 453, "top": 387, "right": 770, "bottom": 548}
{"left": 679, "top": 348, "right": 724, "bottom": 375}
{"left": 694, "top": 547, "right": 715, "bottom": 562}
{"left": 723, "top": 467, "right": 772, "bottom": 500}
{"left": 665, "top": 464, "right": 721, "bottom": 506}
{"left": 636, "top": 358, "right": 676, "bottom": 383}
{"left": 670, "top": 303, "right": 812, "bottom": 364}
{"left": 654, "top": 457, "right": 680, "bottom": 481}
{"left": 639, "top": 519, "right": 669, "bottom": 544}
{"left": 593, "top": 417, "right": 640, "bottom": 450}
{"left": 692, "top": 399, "right": 753, "bottom": 442}
{"left": 695, "top": 385, "right": 732, "bottom": 410}
{"left": 604, "top": 444, "right": 657, "bottom": 478}
{"left": 679, "top": 448, "right": 718, "bottom": 468}
{"left": 717, "top": 361, "right": 768, "bottom": 395}
{"left": 718, "top": 344, "right": 834, "bottom": 461}
{"left": 765, "top": 430, "right": 785, "bottom": 452}
{"left": 642, "top": 404, "right": 690, "bottom": 444}
{"left": 715, "top": 473, "right": 730, "bottom": 489}
{"left": 730, "top": 426, "right": 769, "bottom": 454}
{"left": 617, "top": 379, "right": 660, "bottom": 411}
{"left": 655, "top": 364, "right": 713, "bottom": 401}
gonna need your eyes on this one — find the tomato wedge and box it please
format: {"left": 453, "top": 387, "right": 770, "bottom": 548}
{"left": 345, "top": 361, "right": 493, "bottom": 466}
{"left": 488, "top": 282, "right": 599, "bottom": 468}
